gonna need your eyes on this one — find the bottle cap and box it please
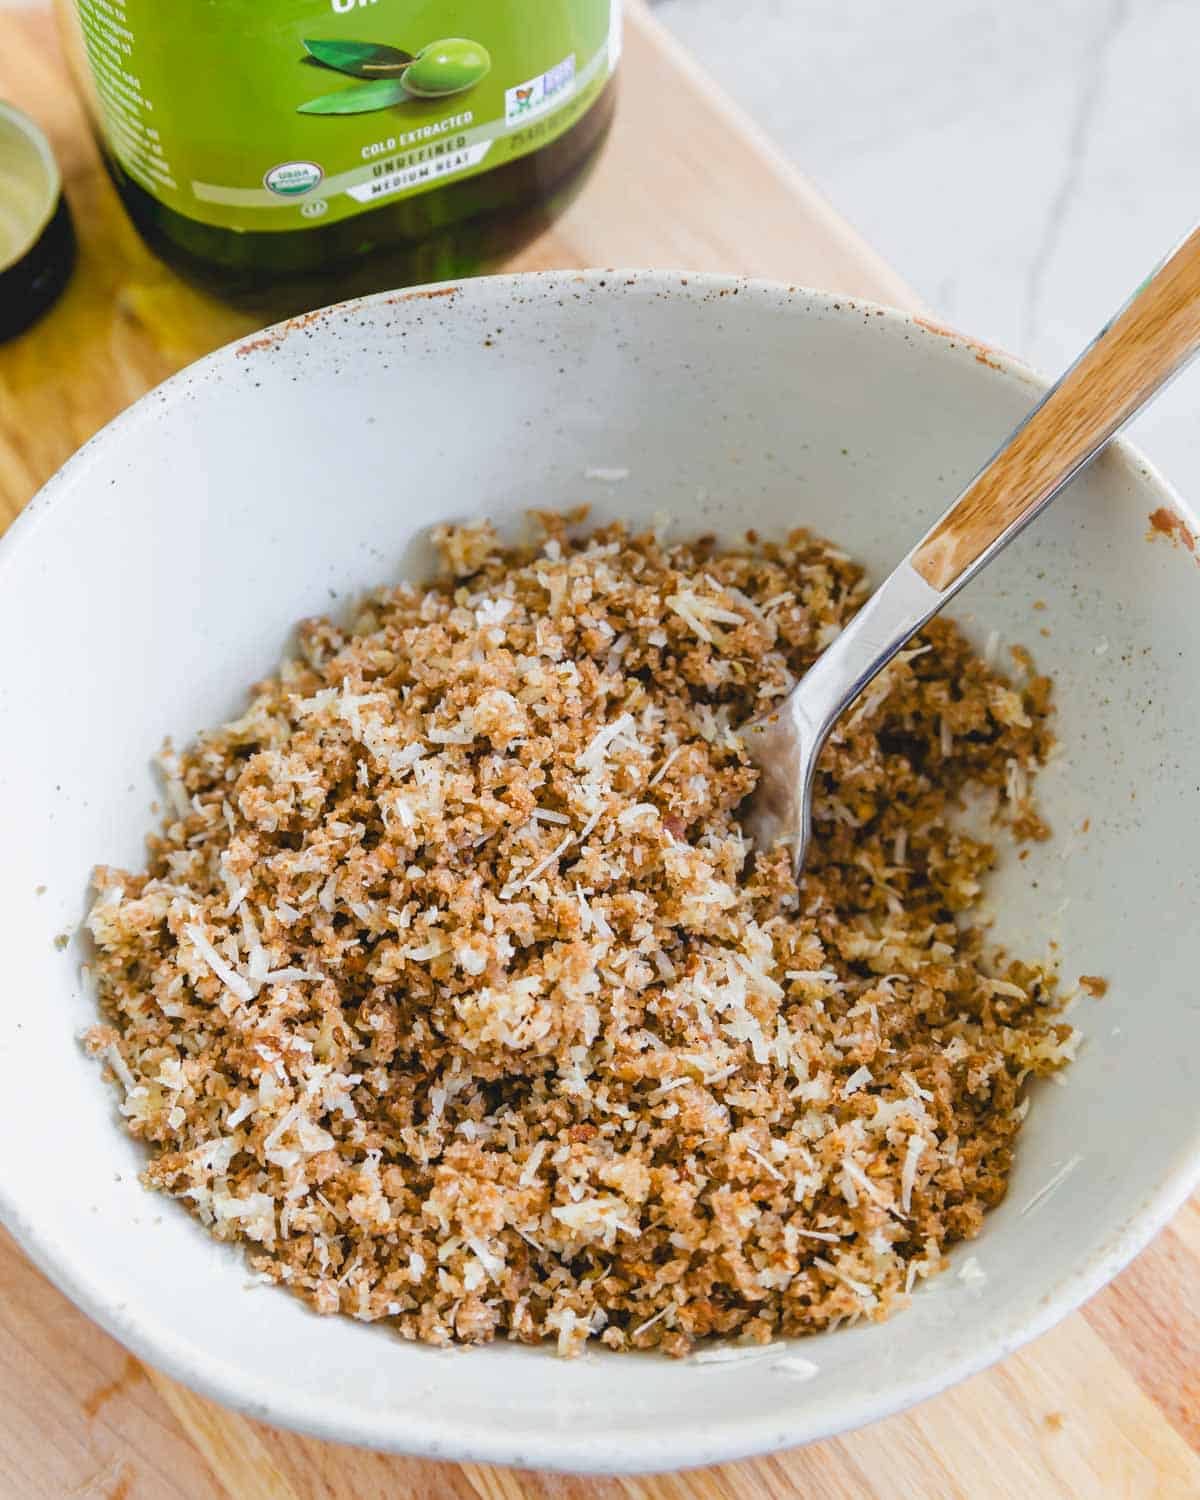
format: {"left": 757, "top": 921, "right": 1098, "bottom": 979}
{"left": 0, "top": 102, "right": 76, "bottom": 342}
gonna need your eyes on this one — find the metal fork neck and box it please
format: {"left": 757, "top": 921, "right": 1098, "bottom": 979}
{"left": 791, "top": 561, "right": 942, "bottom": 745}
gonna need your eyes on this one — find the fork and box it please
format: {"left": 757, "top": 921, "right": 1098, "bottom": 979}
{"left": 742, "top": 224, "right": 1200, "bottom": 873}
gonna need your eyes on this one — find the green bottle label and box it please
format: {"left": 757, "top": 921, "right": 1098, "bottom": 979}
{"left": 73, "top": 0, "right": 619, "bottom": 232}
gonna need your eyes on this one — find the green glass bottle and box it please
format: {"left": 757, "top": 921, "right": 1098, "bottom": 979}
{"left": 57, "top": 0, "right": 619, "bottom": 311}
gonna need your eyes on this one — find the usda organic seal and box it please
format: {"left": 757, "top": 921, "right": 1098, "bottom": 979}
{"left": 264, "top": 161, "right": 324, "bottom": 197}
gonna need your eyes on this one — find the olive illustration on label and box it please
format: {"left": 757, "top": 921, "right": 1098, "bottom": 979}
{"left": 401, "top": 39, "right": 491, "bottom": 97}
{"left": 299, "top": 36, "right": 491, "bottom": 114}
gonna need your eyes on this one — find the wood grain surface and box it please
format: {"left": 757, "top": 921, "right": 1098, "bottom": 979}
{"left": 0, "top": 5, "right": 1196, "bottom": 1497}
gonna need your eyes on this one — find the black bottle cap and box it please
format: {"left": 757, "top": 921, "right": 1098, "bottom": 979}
{"left": 0, "top": 102, "right": 76, "bottom": 343}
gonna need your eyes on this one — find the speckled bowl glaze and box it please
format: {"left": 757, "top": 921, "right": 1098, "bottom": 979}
{"left": 1, "top": 272, "right": 1198, "bottom": 1474}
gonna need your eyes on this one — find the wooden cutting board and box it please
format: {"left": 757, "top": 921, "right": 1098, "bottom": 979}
{"left": 1, "top": 6, "right": 1196, "bottom": 1497}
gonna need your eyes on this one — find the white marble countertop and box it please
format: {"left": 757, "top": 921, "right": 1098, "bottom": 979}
{"left": 654, "top": 0, "right": 1200, "bottom": 506}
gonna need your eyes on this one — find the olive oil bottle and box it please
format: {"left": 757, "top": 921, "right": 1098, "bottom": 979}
{"left": 56, "top": 0, "right": 619, "bottom": 308}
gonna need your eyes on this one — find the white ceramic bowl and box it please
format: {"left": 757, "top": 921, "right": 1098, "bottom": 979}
{"left": 2, "top": 272, "right": 1198, "bottom": 1474}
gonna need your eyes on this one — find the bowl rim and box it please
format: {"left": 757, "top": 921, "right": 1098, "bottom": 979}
{"left": 2, "top": 268, "right": 1198, "bottom": 1474}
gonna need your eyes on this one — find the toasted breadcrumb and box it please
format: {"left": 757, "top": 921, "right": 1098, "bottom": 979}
{"left": 84, "top": 516, "right": 1078, "bottom": 1357}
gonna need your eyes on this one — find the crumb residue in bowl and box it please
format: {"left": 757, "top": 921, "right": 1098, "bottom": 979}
{"left": 84, "top": 515, "right": 1076, "bottom": 1357}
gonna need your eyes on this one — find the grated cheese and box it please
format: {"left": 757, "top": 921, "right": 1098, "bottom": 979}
{"left": 901, "top": 1136, "right": 925, "bottom": 1214}
{"left": 502, "top": 831, "right": 575, "bottom": 898}
{"left": 648, "top": 744, "right": 686, "bottom": 787}
{"left": 631, "top": 1304, "right": 673, "bottom": 1339}
{"left": 1019, "top": 1154, "right": 1082, "bottom": 1216}
{"left": 691, "top": 1342, "right": 785, "bottom": 1365}
{"left": 184, "top": 922, "right": 252, "bottom": 1003}
{"left": 744, "top": 1144, "right": 785, "bottom": 1182}
{"left": 82, "top": 513, "right": 1073, "bottom": 1362}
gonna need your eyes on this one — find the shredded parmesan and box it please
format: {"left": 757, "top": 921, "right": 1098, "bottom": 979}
{"left": 901, "top": 1136, "right": 925, "bottom": 1214}
{"left": 631, "top": 1304, "right": 673, "bottom": 1339}
{"left": 184, "top": 923, "right": 252, "bottom": 1003}
{"left": 503, "top": 831, "right": 575, "bottom": 898}
{"left": 691, "top": 1342, "right": 785, "bottom": 1365}
{"left": 83, "top": 513, "right": 1072, "bottom": 1361}
{"left": 744, "top": 1144, "right": 786, "bottom": 1182}
{"left": 648, "top": 744, "right": 686, "bottom": 788}
{"left": 958, "top": 1256, "right": 987, "bottom": 1286}
{"left": 1019, "top": 1154, "right": 1082, "bottom": 1216}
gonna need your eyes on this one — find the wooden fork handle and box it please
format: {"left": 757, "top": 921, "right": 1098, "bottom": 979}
{"left": 912, "top": 224, "right": 1200, "bottom": 593}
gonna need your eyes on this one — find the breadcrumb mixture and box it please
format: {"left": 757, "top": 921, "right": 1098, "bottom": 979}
{"left": 85, "top": 515, "right": 1077, "bottom": 1357}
